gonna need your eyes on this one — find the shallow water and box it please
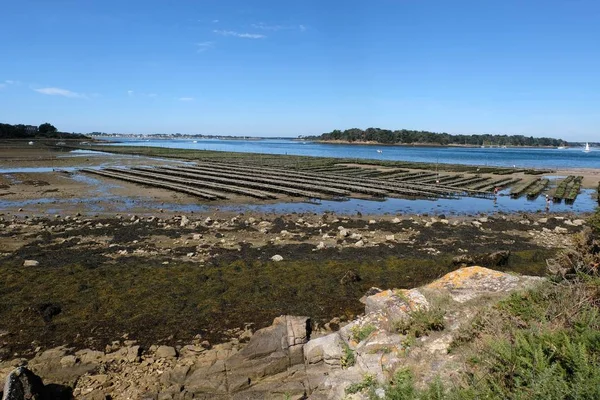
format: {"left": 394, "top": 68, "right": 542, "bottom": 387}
{"left": 101, "top": 138, "right": 600, "bottom": 169}
{"left": 3, "top": 189, "right": 595, "bottom": 216}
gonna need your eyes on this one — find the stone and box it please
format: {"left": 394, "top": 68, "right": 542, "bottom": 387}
{"left": 304, "top": 333, "right": 344, "bottom": 366}
{"left": 192, "top": 234, "right": 202, "bottom": 240}
{"left": 23, "top": 260, "right": 39, "bottom": 267}
{"left": 2, "top": 367, "right": 46, "bottom": 400}
{"left": 392, "top": 218, "right": 401, "bottom": 223}
{"left": 180, "top": 216, "right": 190, "bottom": 227}
{"left": 354, "top": 240, "right": 365, "bottom": 248}
{"left": 554, "top": 226, "right": 568, "bottom": 234}
{"left": 315, "top": 241, "right": 326, "bottom": 250}
{"left": 155, "top": 345, "right": 178, "bottom": 359}
{"left": 385, "top": 235, "right": 395, "bottom": 241}
{"left": 271, "top": 255, "right": 283, "bottom": 262}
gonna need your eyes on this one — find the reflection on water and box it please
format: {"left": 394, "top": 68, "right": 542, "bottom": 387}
{"left": 102, "top": 138, "right": 600, "bottom": 169}
{"left": 2, "top": 189, "right": 596, "bottom": 216}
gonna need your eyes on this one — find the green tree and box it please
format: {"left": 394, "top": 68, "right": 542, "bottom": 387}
{"left": 38, "top": 123, "right": 57, "bottom": 134}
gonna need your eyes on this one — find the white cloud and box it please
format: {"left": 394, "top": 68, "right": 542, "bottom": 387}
{"left": 34, "top": 87, "right": 86, "bottom": 98}
{"left": 5, "top": 80, "right": 16, "bottom": 85}
{"left": 178, "top": 97, "right": 195, "bottom": 101}
{"left": 213, "top": 19, "right": 219, "bottom": 23}
{"left": 213, "top": 30, "right": 265, "bottom": 39}
{"left": 147, "top": 93, "right": 158, "bottom": 98}
{"left": 196, "top": 41, "right": 214, "bottom": 52}
{"left": 127, "top": 90, "right": 134, "bottom": 97}
{"left": 252, "top": 23, "right": 307, "bottom": 32}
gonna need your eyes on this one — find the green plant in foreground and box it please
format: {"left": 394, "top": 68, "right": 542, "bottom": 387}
{"left": 394, "top": 307, "right": 445, "bottom": 338}
{"left": 351, "top": 324, "right": 377, "bottom": 342}
{"left": 341, "top": 343, "right": 356, "bottom": 369}
{"left": 345, "top": 374, "right": 377, "bottom": 395}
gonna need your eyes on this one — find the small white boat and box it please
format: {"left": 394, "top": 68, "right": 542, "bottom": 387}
{"left": 28, "top": 141, "right": 34, "bottom": 145}
{"left": 557, "top": 146, "right": 566, "bottom": 150}
{"left": 584, "top": 143, "right": 590, "bottom": 152}
{"left": 193, "top": 140, "right": 198, "bottom": 143}
{"left": 376, "top": 149, "right": 383, "bottom": 154}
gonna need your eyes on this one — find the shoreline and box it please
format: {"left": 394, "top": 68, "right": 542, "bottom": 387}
{"left": 311, "top": 139, "right": 566, "bottom": 149}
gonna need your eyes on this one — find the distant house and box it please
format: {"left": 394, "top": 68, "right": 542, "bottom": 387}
{"left": 24, "top": 125, "right": 38, "bottom": 134}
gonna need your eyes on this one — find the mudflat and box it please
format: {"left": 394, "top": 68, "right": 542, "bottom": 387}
{"left": 0, "top": 140, "right": 596, "bottom": 359}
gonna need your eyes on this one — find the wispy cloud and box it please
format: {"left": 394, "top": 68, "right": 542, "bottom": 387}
{"left": 178, "top": 97, "right": 195, "bottom": 102}
{"left": 252, "top": 23, "right": 307, "bottom": 32}
{"left": 147, "top": 93, "right": 158, "bottom": 98}
{"left": 127, "top": 90, "right": 134, "bottom": 97}
{"left": 5, "top": 80, "right": 17, "bottom": 85}
{"left": 213, "top": 30, "right": 265, "bottom": 39}
{"left": 34, "top": 87, "right": 86, "bottom": 98}
{"left": 196, "top": 41, "right": 214, "bottom": 53}
{"left": 213, "top": 19, "right": 219, "bottom": 23}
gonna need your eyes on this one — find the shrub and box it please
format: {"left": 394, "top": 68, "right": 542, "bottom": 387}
{"left": 351, "top": 324, "right": 377, "bottom": 342}
{"left": 394, "top": 307, "right": 445, "bottom": 338}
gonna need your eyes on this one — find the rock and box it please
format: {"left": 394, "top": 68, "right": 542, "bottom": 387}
{"left": 485, "top": 250, "right": 511, "bottom": 266}
{"left": 368, "top": 220, "right": 377, "bottom": 224}
{"left": 392, "top": 218, "right": 401, "bottom": 223}
{"left": 155, "top": 345, "right": 178, "bottom": 359}
{"left": 471, "top": 221, "right": 482, "bottom": 228}
{"left": 2, "top": 367, "right": 46, "bottom": 400}
{"left": 452, "top": 254, "right": 475, "bottom": 266}
{"left": 338, "top": 229, "right": 349, "bottom": 238}
{"left": 271, "top": 255, "right": 283, "bottom": 262}
{"left": 315, "top": 241, "right": 326, "bottom": 250}
{"left": 192, "top": 233, "right": 202, "bottom": 240}
{"left": 180, "top": 216, "right": 190, "bottom": 227}
{"left": 385, "top": 235, "right": 395, "bottom": 241}
{"left": 304, "top": 333, "right": 344, "bottom": 366}
{"left": 538, "top": 218, "right": 548, "bottom": 224}
{"left": 23, "top": 260, "right": 39, "bottom": 267}
{"left": 572, "top": 219, "right": 585, "bottom": 226}
{"left": 354, "top": 240, "right": 365, "bottom": 248}
{"left": 349, "top": 233, "right": 362, "bottom": 240}
{"left": 426, "top": 266, "right": 543, "bottom": 303}
{"left": 554, "top": 226, "right": 568, "bottom": 234}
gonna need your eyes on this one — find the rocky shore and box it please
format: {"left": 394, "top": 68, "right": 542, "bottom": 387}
{"left": 0, "top": 266, "right": 544, "bottom": 400}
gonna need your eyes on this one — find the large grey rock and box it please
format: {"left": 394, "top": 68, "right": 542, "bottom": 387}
{"left": 2, "top": 367, "right": 45, "bottom": 400}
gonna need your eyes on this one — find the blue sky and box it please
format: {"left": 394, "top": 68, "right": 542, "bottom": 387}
{"left": 0, "top": 0, "right": 598, "bottom": 139}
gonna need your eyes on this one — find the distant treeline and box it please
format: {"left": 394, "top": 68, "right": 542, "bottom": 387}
{"left": 308, "top": 128, "right": 567, "bottom": 147}
{"left": 0, "top": 123, "right": 88, "bottom": 139}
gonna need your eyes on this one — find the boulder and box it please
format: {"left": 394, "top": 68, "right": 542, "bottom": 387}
{"left": 271, "top": 255, "right": 283, "bottom": 262}
{"left": 155, "top": 345, "right": 177, "bottom": 359}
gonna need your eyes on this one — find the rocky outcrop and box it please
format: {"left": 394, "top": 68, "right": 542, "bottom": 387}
{"left": 0, "top": 267, "right": 545, "bottom": 400}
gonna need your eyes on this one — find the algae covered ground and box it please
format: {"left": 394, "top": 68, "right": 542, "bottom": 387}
{"left": 0, "top": 212, "right": 560, "bottom": 358}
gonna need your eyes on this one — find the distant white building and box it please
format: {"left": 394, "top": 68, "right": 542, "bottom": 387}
{"left": 24, "top": 125, "right": 38, "bottom": 134}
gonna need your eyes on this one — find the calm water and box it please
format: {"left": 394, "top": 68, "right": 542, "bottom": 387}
{"left": 101, "top": 138, "right": 600, "bottom": 169}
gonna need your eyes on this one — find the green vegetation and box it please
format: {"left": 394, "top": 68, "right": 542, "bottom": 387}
{"left": 372, "top": 210, "right": 600, "bottom": 399}
{"left": 341, "top": 343, "right": 356, "bottom": 369}
{"left": 345, "top": 374, "right": 377, "bottom": 395}
{"left": 351, "top": 324, "right": 377, "bottom": 342}
{"left": 394, "top": 307, "right": 445, "bottom": 339}
{"left": 0, "top": 122, "right": 87, "bottom": 139}
{"left": 308, "top": 127, "right": 567, "bottom": 147}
